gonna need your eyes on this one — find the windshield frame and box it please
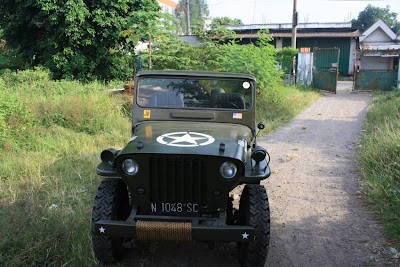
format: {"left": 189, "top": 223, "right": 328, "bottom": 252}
{"left": 135, "top": 75, "right": 255, "bottom": 111}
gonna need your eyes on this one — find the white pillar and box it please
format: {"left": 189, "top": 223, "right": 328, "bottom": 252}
{"left": 348, "top": 38, "right": 357, "bottom": 75}
{"left": 276, "top": 38, "right": 283, "bottom": 50}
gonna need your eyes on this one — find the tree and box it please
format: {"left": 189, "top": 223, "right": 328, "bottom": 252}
{"left": 0, "top": 0, "right": 160, "bottom": 81}
{"left": 142, "top": 29, "right": 282, "bottom": 90}
{"left": 352, "top": 4, "right": 400, "bottom": 33}
{"left": 175, "top": 0, "right": 209, "bottom": 34}
{"left": 123, "top": 11, "right": 177, "bottom": 69}
{"left": 210, "top": 17, "right": 243, "bottom": 29}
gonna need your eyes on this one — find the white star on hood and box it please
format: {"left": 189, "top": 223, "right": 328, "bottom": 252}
{"left": 156, "top": 132, "right": 215, "bottom": 147}
{"left": 168, "top": 133, "right": 207, "bottom": 146}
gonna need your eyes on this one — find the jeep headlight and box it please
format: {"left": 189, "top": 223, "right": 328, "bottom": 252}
{"left": 121, "top": 159, "right": 139, "bottom": 175}
{"left": 219, "top": 162, "right": 237, "bottom": 179}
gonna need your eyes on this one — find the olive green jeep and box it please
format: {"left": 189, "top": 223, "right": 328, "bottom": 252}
{"left": 92, "top": 70, "right": 271, "bottom": 266}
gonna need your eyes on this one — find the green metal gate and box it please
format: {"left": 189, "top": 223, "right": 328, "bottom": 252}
{"left": 312, "top": 48, "right": 340, "bottom": 93}
{"left": 354, "top": 70, "right": 398, "bottom": 91}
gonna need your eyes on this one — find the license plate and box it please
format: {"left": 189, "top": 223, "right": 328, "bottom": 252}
{"left": 149, "top": 202, "right": 200, "bottom": 216}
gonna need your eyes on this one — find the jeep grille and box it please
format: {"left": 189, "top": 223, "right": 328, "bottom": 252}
{"left": 149, "top": 156, "right": 208, "bottom": 204}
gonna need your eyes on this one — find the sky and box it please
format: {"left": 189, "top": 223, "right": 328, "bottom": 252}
{"left": 206, "top": 0, "right": 400, "bottom": 25}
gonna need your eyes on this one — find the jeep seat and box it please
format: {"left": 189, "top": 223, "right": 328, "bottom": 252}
{"left": 148, "top": 92, "right": 184, "bottom": 108}
{"left": 210, "top": 93, "right": 245, "bottom": 109}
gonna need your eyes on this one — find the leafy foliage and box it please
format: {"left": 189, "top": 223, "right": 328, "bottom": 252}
{"left": 210, "top": 17, "right": 243, "bottom": 29}
{"left": 218, "top": 43, "right": 282, "bottom": 89}
{"left": 123, "top": 11, "right": 178, "bottom": 69}
{"left": 0, "top": 0, "right": 160, "bottom": 81}
{"left": 175, "top": 0, "right": 209, "bottom": 34}
{"left": 142, "top": 36, "right": 221, "bottom": 71}
{"left": 352, "top": 4, "right": 400, "bottom": 33}
{"left": 140, "top": 29, "right": 282, "bottom": 90}
{"left": 276, "top": 47, "right": 299, "bottom": 74}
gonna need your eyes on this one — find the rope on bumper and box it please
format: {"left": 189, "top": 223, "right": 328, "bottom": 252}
{"left": 136, "top": 221, "right": 192, "bottom": 242}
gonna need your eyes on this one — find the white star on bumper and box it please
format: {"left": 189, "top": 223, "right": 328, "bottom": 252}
{"left": 242, "top": 232, "right": 249, "bottom": 239}
{"left": 99, "top": 226, "right": 105, "bottom": 234}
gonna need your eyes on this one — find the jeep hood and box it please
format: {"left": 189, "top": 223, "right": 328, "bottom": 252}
{"left": 118, "top": 121, "right": 253, "bottom": 160}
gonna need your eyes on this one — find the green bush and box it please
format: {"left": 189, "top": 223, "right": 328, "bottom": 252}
{"left": 276, "top": 47, "right": 299, "bottom": 74}
{"left": 0, "top": 69, "right": 130, "bottom": 150}
{"left": 0, "top": 85, "right": 34, "bottom": 149}
{"left": 359, "top": 91, "right": 400, "bottom": 244}
{"left": 1, "top": 67, "right": 51, "bottom": 87}
{"left": 218, "top": 42, "right": 282, "bottom": 89}
{"left": 141, "top": 30, "right": 283, "bottom": 90}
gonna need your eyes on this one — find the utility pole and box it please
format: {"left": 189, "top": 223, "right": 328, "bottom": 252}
{"left": 186, "top": 0, "right": 191, "bottom": 35}
{"left": 292, "top": 0, "right": 298, "bottom": 80}
{"left": 292, "top": 0, "right": 297, "bottom": 48}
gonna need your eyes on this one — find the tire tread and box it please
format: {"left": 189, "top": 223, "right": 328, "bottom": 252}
{"left": 239, "top": 184, "right": 271, "bottom": 267}
{"left": 91, "top": 179, "right": 122, "bottom": 263}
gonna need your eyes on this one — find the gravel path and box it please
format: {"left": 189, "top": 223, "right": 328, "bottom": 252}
{"left": 259, "top": 81, "right": 395, "bottom": 267}
{"left": 123, "top": 82, "right": 396, "bottom": 267}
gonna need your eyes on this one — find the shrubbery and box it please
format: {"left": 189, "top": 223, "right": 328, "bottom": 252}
{"left": 359, "top": 91, "right": 400, "bottom": 244}
{"left": 0, "top": 68, "right": 130, "bottom": 150}
{"left": 139, "top": 31, "right": 283, "bottom": 90}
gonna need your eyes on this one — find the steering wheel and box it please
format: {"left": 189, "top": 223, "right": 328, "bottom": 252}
{"left": 210, "top": 101, "right": 240, "bottom": 109}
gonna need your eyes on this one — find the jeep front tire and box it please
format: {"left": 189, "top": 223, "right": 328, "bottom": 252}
{"left": 91, "top": 179, "right": 130, "bottom": 263}
{"left": 238, "top": 184, "right": 271, "bottom": 267}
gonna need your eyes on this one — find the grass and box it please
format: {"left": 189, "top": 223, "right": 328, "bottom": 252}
{"left": 359, "top": 90, "right": 400, "bottom": 247}
{"left": 0, "top": 68, "right": 319, "bottom": 266}
{"left": 257, "top": 84, "right": 320, "bottom": 133}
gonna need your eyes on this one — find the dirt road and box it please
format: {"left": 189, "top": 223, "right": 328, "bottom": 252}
{"left": 259, "top": 81, "right": 395, "bottom": 267}
{"left": 124, "top": 82, "right": 395, "bottom": 266}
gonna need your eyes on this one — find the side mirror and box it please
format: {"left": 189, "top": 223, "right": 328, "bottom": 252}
{"left": 254, "top": 122, "right": 265, "bottom": 144}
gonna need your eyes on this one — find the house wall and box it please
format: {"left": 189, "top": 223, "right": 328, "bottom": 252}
{"left": 159, "top": 3, "right": 176, "bottom": 16}
{"left": 157, "top": 0, "right": 178, "bottom": 17}
{"left": 362, "top": 28, "right": 392, "bottom": 43}
{"left": 276, "top": 38, "right": 283, "bottom": 50}
{"left": 348, "top": 38, "right": 357, "bottom": 75}
{"left": 397, "top": 57, "right": 400, "bottom": 88}
{"left": 282, "top": 37, "right": 351, "bottom": 75}
{"left": 361, "top": 56, "right": 390, "bottom": 70}
{"left": 180, "top": 35, "right": 204, "bottom": 46}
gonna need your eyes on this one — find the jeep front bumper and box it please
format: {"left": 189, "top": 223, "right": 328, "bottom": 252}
{"left": 94, "top": 218, "right": 255, "bottom": 242}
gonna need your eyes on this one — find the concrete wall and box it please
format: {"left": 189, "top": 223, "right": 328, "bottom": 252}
{"left": 180, "top": 35, "right": 204, "bottom": 46}
{"left": 362, "top": 28, "right": 392, "bottom": 43}
{"left": 361, "top": 56, "right": 390, "bottom": 70}
{"left": 348, "top": 38, "right": 357, "bottom": 75}
{"left": 276, "top": 38, "right": 283, "bottom": 50}
{"left": 297, "top": 52, "right": 313, "bottom": 86}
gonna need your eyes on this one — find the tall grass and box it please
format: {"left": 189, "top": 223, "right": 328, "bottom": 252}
{"left": 257, "top": 85, "right": 320, "bottom": 133}
{"left": 0, "top": 68, "right": 319, "bottom": 266}
{"left": 359, "top": 90, "right": 400, "bottom": 245}
{"left": 0, "top": 68, "right": 130, "bottom": 266}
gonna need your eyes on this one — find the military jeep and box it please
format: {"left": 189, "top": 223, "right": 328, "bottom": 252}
{"left": 92, "top": 70, "right": 271, "bottom": 266}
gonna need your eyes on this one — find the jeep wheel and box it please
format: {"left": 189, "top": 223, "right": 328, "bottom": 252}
{"left": 92, "top": 179, "right": 130, "bottom": 263}
{"left": 238, "top": 184, "right": 270, "bottom": 267}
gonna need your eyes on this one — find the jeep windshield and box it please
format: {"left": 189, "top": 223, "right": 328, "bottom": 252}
{"left": 136, "top": 77, "right": 253, "bottom": 110}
